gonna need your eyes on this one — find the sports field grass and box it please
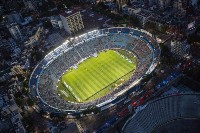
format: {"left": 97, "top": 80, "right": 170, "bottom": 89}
{"left": 57, "top": 50, "right": 137, "bottom": 102}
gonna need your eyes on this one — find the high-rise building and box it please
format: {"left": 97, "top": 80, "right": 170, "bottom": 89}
{"left": 8, "top": 24, "right": 22, "bottom": 41}
{"left": 60, "top": 11, "right": 84, "bottom": 34}
{"left": 171, "top": 39, "right": 190, "bottom": 58}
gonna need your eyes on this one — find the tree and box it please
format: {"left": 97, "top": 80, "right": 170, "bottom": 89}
{"left": 43, "top": 20, "right": 53, "bottom": 29}
{"left": 144, "top": 22, "right": 156, "bottom": 30}
{"left": 93, "top": 2, "right": 109, "bottom": 13}
{"left": 159, "top": 43, "right": 170, "bottom": 57}
{"left": 16, "top": 97, "right": 23, "bottom": 107}
{"left": 188, "top": 33, "right": 200, "bottom": 44}
{"left": 160, "top": 25, "right": 168, "bottom": 33}
{"left": 191, "top": 66, "right": 200, "bottom": 81}
{"left": 130, "top": 16, "right": 140, "bottom": 26}
{"left": 23, "top": 80, "right": 28, "bottom": 88}
{"left": 27, "top": 98, "right": 34, "bottom": 106}
{"left": 23, "top": 115, "right": 34, "bottom": 130}
{"left": 22, "top": 88, "right": 29, "bottom": 96}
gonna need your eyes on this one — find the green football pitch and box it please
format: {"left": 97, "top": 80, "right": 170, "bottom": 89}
{"left": 57, "top": 50, "right": 137, "bottom": 102}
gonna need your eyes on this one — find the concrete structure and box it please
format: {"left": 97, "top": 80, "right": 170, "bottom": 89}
{"left": 50, "top": 16, "right": 63, "bottom": 29}
{"left": 158, "top": 0, "right": 171, "bottom": 9}
{"left": 8, "top": 24, "right": 22, "bottom": 41}
{"left": 11, "top": 65, "right": 25, "bottom": 75}
{"left": 6, "top": 12, "right": 23, "bottom": 24}
{"left": 173, "top": 0, "right": 187, "bottom": 13}
{"left": 171, "top": 39, "right": 190, "bottom": 58}
{"left": 135, "top": 9, "right": 152, "bottom": 26}
{"left": 122, "top": 6, "right": 152, "bottom": 26}
{"left": 44, "top": 33, "right": 64, "bottom": 49}
{"left": 116, "top": 0, "right": 128, "bottom": 11}
{"left": 29, "top": 27, "right": 160, "bottom": 113}
{"left": 60, "top": 11, "right": 84, "bottom": 34}
{"left": 0, "top": 94, "right": 26, "bottom": 133}
{"left": 28, "top": 27, "right": 43, "bottom": 44}
{"left": 23, "top": 0, "right": 38, "bottom": 11}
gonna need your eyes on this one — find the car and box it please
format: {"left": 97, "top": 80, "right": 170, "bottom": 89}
{"left": 131, "top": 101, "right": 137, "bottom": 107}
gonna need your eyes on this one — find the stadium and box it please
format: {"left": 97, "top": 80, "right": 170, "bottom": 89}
{"left": 122, "top": 94, "right": 200, "bottom": 133}
{"left": 29, "top": 27, "right": 160, "bottom": 114}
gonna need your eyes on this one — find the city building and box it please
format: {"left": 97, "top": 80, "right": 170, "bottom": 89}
{"left": 116, "top": 0, "right": 127, "bottom": 11}
{"left": 50, "top": 16, "right": 63, "bottom": 29}
{"left": 44, "top": 33, "right": 64, "bottom": 49}
{"left": 173, "top": 0, "right": 187, "bottom": 13}
{"left": 60, "top": 11, "right": 84, "bottom": 34}
{"left": 171, "top": 38, "right": 190, "bottom": 58}
{"left": 134, "top": 9, "right": 152, "bottom": 26}
{"left": 8, "top": 24, "right": 22, "bottom": 41}
{"left": 148, "top": 0, "right": 154, "bottom": 6}
{"left": 11, "top": 65, "right": 25, "bottom": 75}
{"left": 28, "top": 26, "right": 43, "bottom": 45}
{"left": 0, "top": 5, "right": 3, "bottom": 15}
{"left": 122, "top": 6, "right": 152, "bottom": 26}
{"left": 6, "top": 12, "right": 23, "bottom": 24}
{"left": 23, "top": 0, "right": 38, "bottom": 11}
{"left": 158, "top": 0, "right": 172, "bottom": 10}
{"left": 0, "top": 94, "right": 26, "bottom": 133}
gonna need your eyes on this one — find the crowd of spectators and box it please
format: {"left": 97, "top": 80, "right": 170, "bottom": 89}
{"left": 29, "top": 27, "right": 160, "bottom": 113}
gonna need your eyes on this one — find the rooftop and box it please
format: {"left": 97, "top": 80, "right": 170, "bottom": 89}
{"left": 60, "top": 10, "right": 80, "bottom": 18}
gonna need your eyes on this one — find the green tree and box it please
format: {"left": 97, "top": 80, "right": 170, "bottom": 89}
{"left": 22, "top": 88, "right": 29, "bottom": 95}
{"left": 27, "top": 98, "right": 34, "bottom": 106}
{"left": 129, "top": 16, "right": 140, "bottom": 26}
{"left": 16, "top": 97, "right": 23, "bottom": 107}
{"left": 159, "top": 43, "right": 170, "bottom": 57}
{"left": 93, "top": 2, "right": 109, "bottom": 13}
{"left": 43, "top": 20, "right": 53, "bottom": 29}
{"left": 144, "top": 22, "right": 156, "bottom": 30}
{"left": 159, "top": 25, "right": 168, "bottom": 33}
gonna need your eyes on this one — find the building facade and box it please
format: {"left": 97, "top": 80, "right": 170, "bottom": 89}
{"left": 50, "top": 16, "right": 63, "bottom": 29}
{"left": 171, "top": 39, "right": 190, "bottom": 58}
{"left": 8, "top": 24, "right": 22, "bottom": 41}
{"left": 60, "top": 11, "right": 84, "bottom": 34}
